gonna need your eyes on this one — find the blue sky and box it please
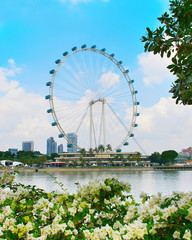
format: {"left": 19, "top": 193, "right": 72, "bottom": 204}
{"left": 0, "top": 0, "right": 191, "bottom": 154}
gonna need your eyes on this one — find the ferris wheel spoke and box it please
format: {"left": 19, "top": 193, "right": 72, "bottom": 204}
{"left": 75, "top": 105, "right": 89, "bottom": 135}
{"left": 106, "top": 101, "right": 128, "bottom": 132}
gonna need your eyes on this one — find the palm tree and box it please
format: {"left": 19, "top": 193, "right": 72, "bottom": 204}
{"left": 72, "top": 159, "right": 78, "bottom": 166}
{"left": 88, "top": 148, "right": 94, "bottom": 157}
{"left": 106, "top": 144, "right": 112, "bottom": 152}
{"left": 98, "top": 144, "right": 105, "bottom": 153}
{"left": 97, "top": 158, "right": 102, "bottom": 166}
{"left": 80, "top": 148, "right": 86, "bottom": 157}
{"left": 79, "top": 156, "right": 86, "bottom": 166}
{"left": 94, "top": 147, "right": 99, "bottom": 154}
{"left": 135, "top": 152, "right": 141, "bottom": 163}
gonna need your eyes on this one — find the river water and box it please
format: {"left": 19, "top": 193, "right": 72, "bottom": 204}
{"left": 12, "top": 169, "right": 192, "bottom": 200}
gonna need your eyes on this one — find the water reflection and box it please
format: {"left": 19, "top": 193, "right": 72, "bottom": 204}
{"left": 5, "top": 170, "right": 192, "bottom": 199}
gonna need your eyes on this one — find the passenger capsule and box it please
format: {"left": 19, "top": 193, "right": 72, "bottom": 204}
{"left": 134, "top": 124, "right": 138, "bottom": 127}
{"left": 81, "top": 44, "right": 87, "bottom": 49}
{"left": 45, "top": 95, "right": 51, "bottom": 100}
{"left": 72, "top": 46, "right": 77, "bottom": 51}
{"left": 55, "top": 59, "right": 61, "bottom": 64}
{"left": 125, "top": 69, "right": 129, "bottom": 73}
{"left": 135, "top": 113, "right": 140, "bottom": 116}
{"left": 101, "top": 48, "right": 106, "bottom": 52}
{"left": 46, "top": 82, "right": 52, "bottom": 86}
{"left": 118, "top": 61, "right": 123, "bottom": 64}
{"left": 110, "top": 53, "right": 115, "bottom": 57}
{"left": 116, "top": 149, "right": 122, "bottom": 152}
{"left": 49, "top": 69, "right": 55, "bottom": 74}
{"left": 130, "top": 133, "right": 134, "bottom": 137}
{"left": 63, "top": 51, "right": 68, "bottom": 56}
{"left": 131, "top": 80, "right": 134, "bottom": 83}
{"left": 51, "top": 122, "right": 58, "bottom": 126}
{"left": 133, "top": 90, "right": 138, "bottom": 94}
{"left": 58, "top": 134, "right": 64, "bottom": 138}
{"left": 135, "top": 102, "right": 140, "bottom": 105}
{"left": 123, "top": 142, "right": 129, "bottom": 146}
{"left": 91, "top": 45, "right": 96, "bottom": 49}
{"left": 47, "top": 109, "right": 53, "bottom": 113}
{"left": 67, "top": 143, "right": 73, "bottom": 147}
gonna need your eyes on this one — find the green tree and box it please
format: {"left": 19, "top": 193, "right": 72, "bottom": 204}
{"left": 142, "top": 0, "right": 192, "bottom": 105}
{"left": 121, "top": 155, "right": 127, "bottom": 166}
{"left": 135, "top": 152, "right": 141, "bottom": 163}
{"left": 98, "top": 144, "right": 105, "bottom": 153}
{"left": 80, "top": 148, "right": 86, "bottom": 157}
{"left": 97, "top": 158, "right": 102, "bottom": 166}
{"left": 79, "top": 156, "right": 86, "bottom": 166}
{"left": 88, "top": 148, "right": 94, "bottom": 157}
{"left": 148, "top": 152, "right": 161, "bottom": 163}
{"left": 72, "top": 159, "right": 78, "bottom": 166}
{"left": 17, "top": 151, "right": 35, "bottom": 165}
{"left": 114, "top": 155, "right": 119, "bottom": 162}
{"left": 35, "top": 155, "right": 47, "bottom": 165}
{"left": 106, "top": 144, "right": 112, "bottom": 152}
{"left": 0, "top": 151, "right": 14, "bottom": 160}
{"left": 94, "top": 147, "right": 99, "bottom": 154}
{"left": 161, "top": 150, "right": 178, "bottom": 164}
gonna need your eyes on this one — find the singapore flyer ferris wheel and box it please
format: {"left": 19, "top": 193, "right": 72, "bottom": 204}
{"left": 45, "top": 44, "right": 140, "bottom": 152}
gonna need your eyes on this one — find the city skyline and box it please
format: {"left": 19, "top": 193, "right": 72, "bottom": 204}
{"left": 0, "top": 0, "right": 192, "bottom": 154}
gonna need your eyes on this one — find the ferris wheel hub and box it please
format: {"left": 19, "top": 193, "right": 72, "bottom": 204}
{"left": 89, "top": 98, "right": 106, "bottom": 106}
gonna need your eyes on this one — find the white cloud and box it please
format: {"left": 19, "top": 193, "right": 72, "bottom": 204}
{"left": 133, "top": 97, "right": 192, "bottom": 154}
{"left": 98, "top": 71, "right": 120, "bottom": 89}
{"left": 0, "top": 59, "right": 20, "bottom": 92}
{"left": 137, "top": 52, "right": 174, "bottom": 85}
{"left": 0, "top": 60, "right": 60, "bottom": 153}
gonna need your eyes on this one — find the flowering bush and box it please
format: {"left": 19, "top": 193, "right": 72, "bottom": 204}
{"left": 0, "top": 171, "right": 192, "bottom": 239}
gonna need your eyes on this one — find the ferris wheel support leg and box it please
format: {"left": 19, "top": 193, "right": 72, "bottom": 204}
{"left": 90, "top": 104, "right": 93, "bottom": 149}
{"left": 102, "top": 100, "right": 106, "bottom": 151}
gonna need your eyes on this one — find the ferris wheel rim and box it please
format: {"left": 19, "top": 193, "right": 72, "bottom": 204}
{"left": 46, "top": 45, "right": 138, "bottom": 151}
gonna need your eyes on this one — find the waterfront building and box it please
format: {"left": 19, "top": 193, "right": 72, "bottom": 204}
{"left": 47, "top": 137, "right": 57, "bottom": 155}
{"left": 67, "top": 133, "right": 77, "bottom": 153}
{"left": 22, "top": 141, "right": 34, "bottom": 152}
{"left": 58, "top": 144, "right": 63, "bottom": 154}
{"left": 8, "top": 148, "right": 18, "bottom": 154}
{"left": 51, "top": 151, "right": 150, "bottom": 167}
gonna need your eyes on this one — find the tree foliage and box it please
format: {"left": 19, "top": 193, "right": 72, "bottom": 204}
{"left": 148, "top": 152, "right": 161, "bottom": 163}
{"left": 142, "top": 0, "right": 192, "bottom": 105}
{"left": 161, "top": 150, "right": 178, "bottom": 164}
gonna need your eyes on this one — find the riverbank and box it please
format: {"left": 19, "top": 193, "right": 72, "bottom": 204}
{"left": 1, "top": 165, "right": 192, "bottom": 172}
{"left": 0, "top": 166, "right": 153, "bottom": 172}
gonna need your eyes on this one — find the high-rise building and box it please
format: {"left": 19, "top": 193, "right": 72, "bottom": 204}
{"left": 58, "top": 144, "right": 63, "bottom": 154}
{"left": 8, "top": 148, "right": 18, "bottom": 154}
{"left": 47, "top": 137, "right": 57, "bottom": 155}
{"left": 67, "top": 133, "right": 77, "bottom": 153}
{"left": 22, "top": 141, "right": 34, "bottom": 151}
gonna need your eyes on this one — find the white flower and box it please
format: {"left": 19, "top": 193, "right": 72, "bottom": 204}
{"left": 84, "top": 214, "right": 91, "bottom": 223}
{"left": 68, "top": 220, "right": 75, "bottom": 228}
{"left": 173, "top": 231, "right": 181, "bottom": 239}
{"left": 65, "top": 229, "right": 72, "bottom": 235}
{"left": 68, "top": 207, "right": 76, "bottom": 216}
{"left": 73, "top": 229, "right": 78, "bottom": 235}
{"left": 89, "top": 209, "right": 95, "bottom": 214}
{"left": 183, "top": 230, "right": 191, "bottom": 240}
